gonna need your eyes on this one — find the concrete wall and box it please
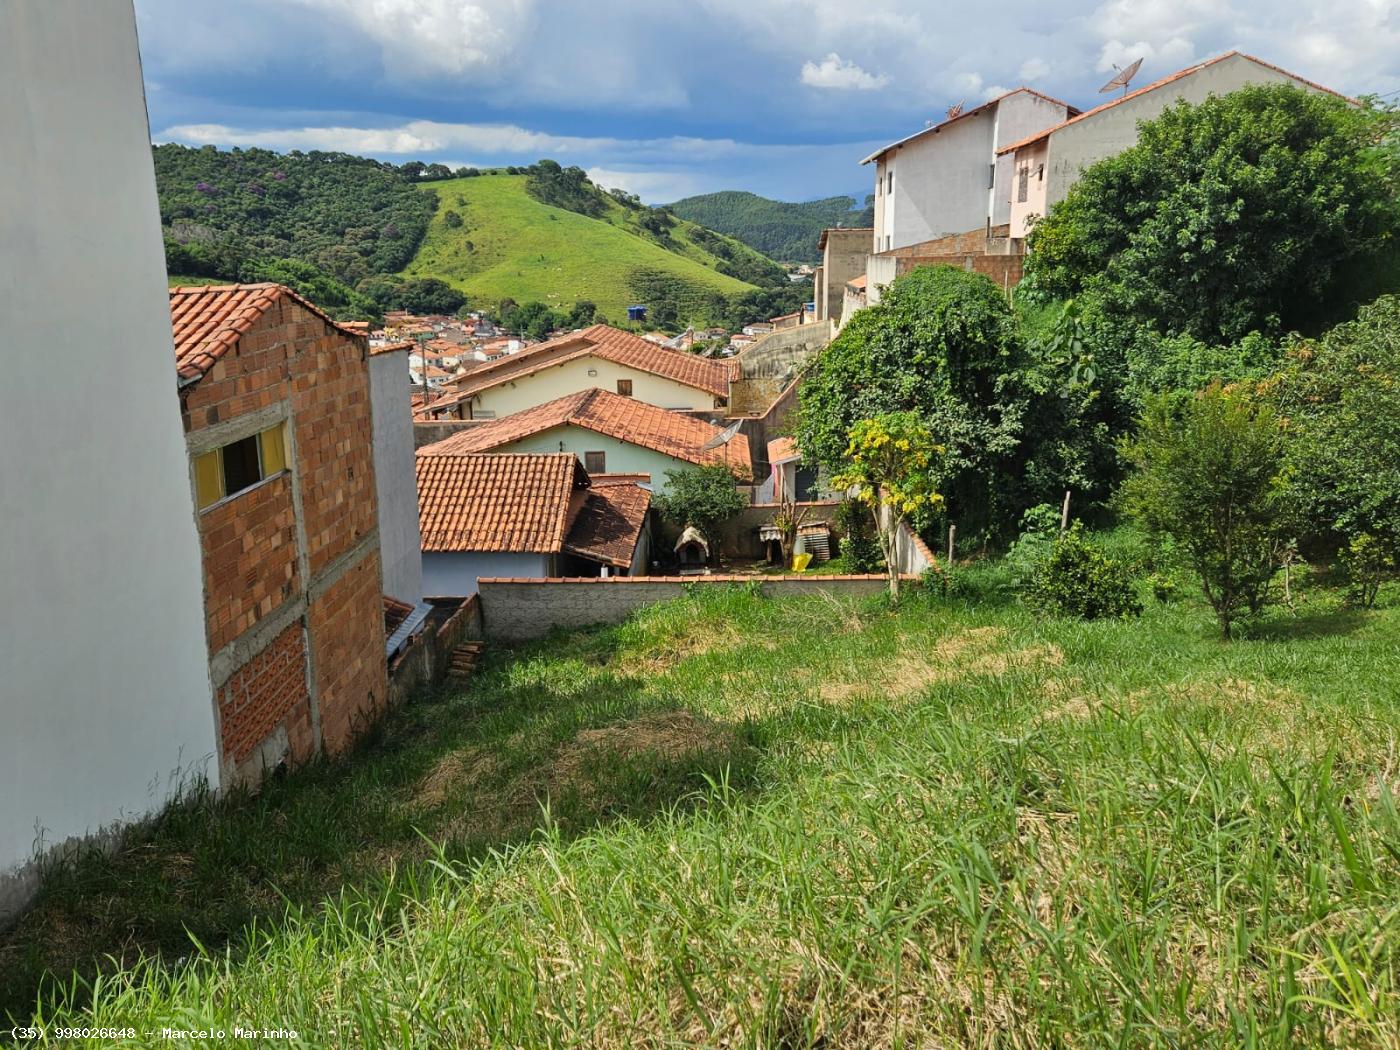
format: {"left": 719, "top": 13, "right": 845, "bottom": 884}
{"left": 1008, "top": 139, "right": 1051, "bottom": 239}
{"left": 385, "top": 597, "right": 483, "bottom": 708}
{"left": 476, "top": 575, "right": 904, "bottom": 641}
{"left": 1044, "top": 54, "right": 1338, "bottom": 210}
{"left": 369, "top": 348, "right": 424, "bottom": 604}
{"left": 818, "top": 229, "right": 872, "bottom": 325}
{"left": 1, "top": 1, "right": 217, "bottom": 920}
{"left": 988, "top": 92, "right": 1072, "bottom": 227}
{"left": 470, "top": 358, "right": 718, "bottom": 417}
{"left": 422, "top": 551, "right": 549, "bottom": 597}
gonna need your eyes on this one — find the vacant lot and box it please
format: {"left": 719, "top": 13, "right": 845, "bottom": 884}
{"left": 4, "top": 567, "right": 1399, "bottom": 1046}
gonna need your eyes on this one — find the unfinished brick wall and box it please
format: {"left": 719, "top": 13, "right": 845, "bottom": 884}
{"left": 309, "top": 552, "right": 387, "bottom": 755}
{"left": 181, "top": 292, "right": 387, "bottom": 785}
{"left": 216, "top": 622, "right": 313, "bottom": 765}
{"left": 199, "top": 474, "right": 298, "bottom": 653}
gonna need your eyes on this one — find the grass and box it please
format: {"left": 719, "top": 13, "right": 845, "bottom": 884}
{"left": 401, "top": 175, "right": 757, "bottom": 319}
{"left": 4, "top": 562, "right": 1400, "bottom": 1046}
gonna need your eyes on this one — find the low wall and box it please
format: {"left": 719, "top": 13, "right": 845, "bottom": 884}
{"left": 476, "top": 574, "right": 906, "bottom": 642}
{"left": 734, "top": 321, "right": 832, "bottom": 382}
{"left": 414, "top": 420, "right": 488, "bottom": 450}
{"left": 385, "top": 595, "right": 483, "bottom": 704}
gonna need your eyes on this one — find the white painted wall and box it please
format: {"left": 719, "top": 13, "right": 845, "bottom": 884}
{"left": 368, "top": 349, "right": 424, "bottom": 605}
{"left": 487, "top": 425, "right": 723, "bottom": 495}
{"left": 470, "top": 357, "right": 717, "bottom": 417}
{"left": 422, "top": 552, "right": 549, "bottom": 596}
{"left": 1, "top": 1, "right": 216, "bottom": 917}
{"left": 1044, "top": 54, "right": 1337, "bottom": 208}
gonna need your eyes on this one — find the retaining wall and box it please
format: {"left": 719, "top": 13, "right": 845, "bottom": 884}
{"left": 384, "top": 596, "right": 483, "bottom": 705}
{"left": 476, "top": 574, "right": 906, "bottom": 642}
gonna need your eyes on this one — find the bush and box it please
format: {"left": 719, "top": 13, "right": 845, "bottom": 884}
{"left": 1005, "top": 503, "right": 1062, "bottom": 586}
{"left": 835, "top": 499, "right": 881, "bottom": 573}
{"left": 1340, "top": 533, "right": 1395, "bottom": 609}
{"left": 1022, "top": 524, "right": 1143, "bottom": 620}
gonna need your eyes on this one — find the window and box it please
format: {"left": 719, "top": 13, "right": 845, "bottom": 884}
{"left": 1017, "top": 165, "right": 1030, "bottom": 203}
{"left": 194, "top": 423, "right": 287, "bottom": 510}
{"left": 584, "top": 451, "right": 606, "bottom": 474}
{"left": 887, "top": 171, "right": 893, "bottom": 194}
{"left": 616, "top": 379, "right": 633, "bottom": 397}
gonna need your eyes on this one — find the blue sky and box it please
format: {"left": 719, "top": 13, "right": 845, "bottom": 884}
{"left": 135, "top": 0, "right": 1400, "bottom": 204}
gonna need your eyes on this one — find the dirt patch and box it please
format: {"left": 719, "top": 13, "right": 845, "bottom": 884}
{"left": 820, "top": 627, "right": 1063, "bottom": 704}
{"left": 415, "top": 748, "right": 504, "bottom": 809}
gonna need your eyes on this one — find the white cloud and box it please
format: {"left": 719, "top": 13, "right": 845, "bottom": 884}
{"left": 800, "top": 53, "right": 891, "bottom": 90}
{"left": 1019, "top": 57, "right": 1050, "bottom": 82}
{"left": 585, "top": 167, "right": 709, "bottom": 203}
{"left": 290, "top": 0, "right": 538, "bottom": 78}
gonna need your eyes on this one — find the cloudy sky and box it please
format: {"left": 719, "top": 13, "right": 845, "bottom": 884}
{"left": 135, "top": 0, "right": 1400, "bottom": 204}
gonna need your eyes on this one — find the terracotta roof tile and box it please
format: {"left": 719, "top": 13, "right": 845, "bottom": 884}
{"left": 416, "top": 452, "right": 587, "bottom": 553}
{"left": 767, "top": 437, "right": 800, "bottom": 464}
{"left": 169, "top": 283, "right": 362, "bottom": 384}
{"left": 996, "top": 51, "right": 1353, "bottom": 156}
{"left": 444, "top": 323, "right": 730, "bottom": 399}
{"left": 383, "top": 596, "right": 415, "bottom": 634}
{"left": 562, "top": 483, "right": 652, "bottom": 568}
{"left": 417, "top": 388, "right": 752, "bottom": 480}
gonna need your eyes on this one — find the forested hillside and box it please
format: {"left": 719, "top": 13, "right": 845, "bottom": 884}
{"left": 667, "top": 190, "right": 874, "bottom": 263}
{"left": 403, "top": 168, "right": 806, "bottom": 329}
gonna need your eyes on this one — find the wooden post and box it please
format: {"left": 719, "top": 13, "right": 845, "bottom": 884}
{"left": 946, "top": 523, "right": 956, "bottom": 566}
{"left": 1060, "top": 490, "right": 1072, "bottom": 533}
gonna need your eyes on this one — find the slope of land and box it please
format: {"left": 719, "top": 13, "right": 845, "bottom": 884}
{"left": 668, "top": 189, "right": 875, "bottom": 264}
{"left": 402, "top": 175, "right": 773, "bottom": 321}
{"left": 7, "top": 541, "right": 1400, "bottom": 1045}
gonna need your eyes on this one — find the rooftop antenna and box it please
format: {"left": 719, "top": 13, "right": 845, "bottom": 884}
{"left": 946, "top": 99, "right": 965, "bottom": 119}
{"left": 1098, "top": 57, "right": 1143, "bottom": 97}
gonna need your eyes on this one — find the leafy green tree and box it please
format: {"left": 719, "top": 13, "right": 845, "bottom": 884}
{"left": 653, "top": 465, "right": 748, "bottom": 563}
{"left": 1120, "top": 383, "right": 1291, "bottom": 639}
{"left": 1022, "top": 523, "right": 1142, "bottom": 620}
{"left": 1026, "top": 85, "right": 1400, "bottom": 343}
{"left": 1270, "top": 294, "right": 1400, "bottom": 595}
{"left": 797, "top": 266, "right": 1027, "bottom": 540}
{"left": 829, "top": 412, "right": 944, "bottom": 598}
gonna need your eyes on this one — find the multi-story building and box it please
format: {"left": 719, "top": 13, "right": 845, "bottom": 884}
{"left": 1002, "top": 52, "right": 1352, "bottom": 238}
{"left": 172, "top": 283, "right": 389, "bottom": 786}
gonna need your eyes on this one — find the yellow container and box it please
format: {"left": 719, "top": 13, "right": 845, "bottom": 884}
{"left": 792, "top": 553, "right": 813, "bottom": 572}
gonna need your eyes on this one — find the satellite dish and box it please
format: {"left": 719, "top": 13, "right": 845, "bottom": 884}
{"left": 1098, "top": 57, "right": 1143, "bottom": 96}
{"left": 700, "top": 420, "right": 743, "bottom": 451}
{"left": 946, "top": 99, "right": 965, "bottom": 119}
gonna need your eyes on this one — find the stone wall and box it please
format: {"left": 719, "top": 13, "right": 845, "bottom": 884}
{"left": 476, "top": 574, "right": 907, "bottom": 642}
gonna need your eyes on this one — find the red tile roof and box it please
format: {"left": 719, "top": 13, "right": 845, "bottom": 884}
{"left": 169, "top": 283, "right": 362, "bottom": 384}
{"left": 383, "top": 596, "right": 415, "bottom": 635}
{"left": 861, "top": 87, "right": 1079, "bottom": 165}
{"left": 562, "top": 483, "right": 652, "bottom": 568}
{"left": 444, "top": 324, "right": 730, "bottom": 399}
{"left": 416, "top": 453, "right": 588, "bottom": 553}
{"left": 996, "top": 52, "right": 1352, "bottom": 156}
{"left": 767, "top": 437, "right": 800, "bottom": 464}
{"left": 417, "top": 388, "right": 753, "bottom": 480}
{"left": 370, "top": 340, "right": 414, "bottom": 357}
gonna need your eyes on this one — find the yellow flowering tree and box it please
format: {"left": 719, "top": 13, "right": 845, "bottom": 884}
{"left": 830, "top": 412, "right": 944, "bottom": 598}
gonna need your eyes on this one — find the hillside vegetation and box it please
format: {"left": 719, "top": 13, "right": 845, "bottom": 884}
{"left": 668, "top": 190, "right": 874, "bottom": 263}
{"left": 6, "top": 571, "right": 1399, "bottom": 1044}
{"left": 402, "top": 172, "right": 785, "bottom": 324}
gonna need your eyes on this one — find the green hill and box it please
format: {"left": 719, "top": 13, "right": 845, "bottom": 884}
{"left": 403, "top": 173, "right": 786, "bottom": 324}
{"left": 667, "top": 190, "right": 874, "bottom": 264}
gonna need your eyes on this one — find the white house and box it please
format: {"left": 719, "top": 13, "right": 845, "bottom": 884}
{"left": 416, "top": 388, "right": 753, "bottom": 496}
{"left": 2, "top": 0, "right": 216, "bottom": 920}
{"left": 863, "top": 88, "right": 1076, "bottom": 254}
{"left": 435, "top": 324, "right": 731, "bottom": 419}
{"left": 1002, "top": 52, "right": 1351, "bottom": 238}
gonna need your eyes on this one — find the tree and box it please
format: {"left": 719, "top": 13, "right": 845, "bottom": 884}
{"left": 796, "top": 266, "right": 1028, "bottom": 540}
{"left": 1269, "top": 294, "right": 1400, "bottom": 601}
{"left": 1120, "top": 383, "right": 1291, "bottom": 639}
{"left": 653, "top": 465, "right": 748, "bottom": 565}
{"left": 830, "top": 412, "right": 944, "bottom": 598}
{"left": 1025, "top": 86, "right": 1400, "bottom": 344}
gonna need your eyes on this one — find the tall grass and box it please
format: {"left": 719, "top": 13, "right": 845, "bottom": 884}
{"left": 5, "top": 580, "right": 1399, "bottom": 1046}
